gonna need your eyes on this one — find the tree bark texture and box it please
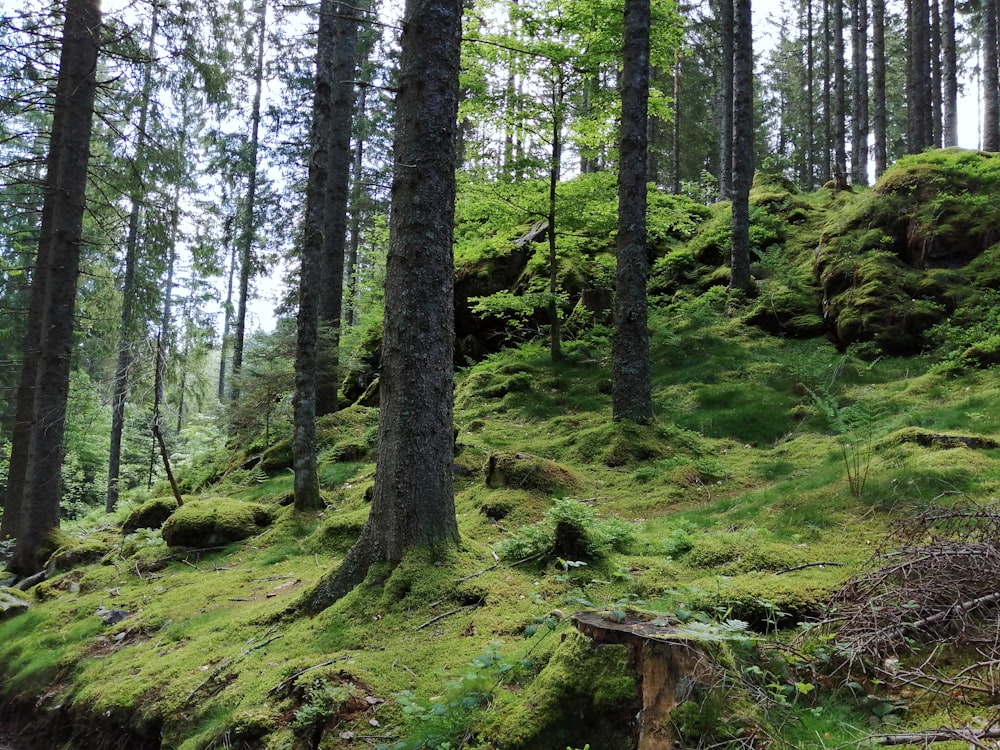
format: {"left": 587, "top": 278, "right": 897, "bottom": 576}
{"left": 11, "top": 0, "right": 100, "bottom": 575}
{"left": 833, "top": 0, "right": 847, "bottom": 180}
{"left": 612, "top": 0, "right": 653, "bottom": 424}
{"left": 729, "top": 0, "right": 753, "bottom": 291}
{"left": 303, "top": 0, "right": 462, "bottom": 612}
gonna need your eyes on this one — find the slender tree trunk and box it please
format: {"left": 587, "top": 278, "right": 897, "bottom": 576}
{"left": 217, "top": 215, "right": 236, "bottom": 400}
{"left": 718, "top": 0, "right": 734, "bottom": 198}
{"left": 612, "top": 0, "right": 652, "bottom": 424}
{"left": 930, "top": 0, "right": 942, "bottom": 145}
{"left": 345, "top": 88, "right": 366, "bottom": 329}
{"left": 806, "top": 0, "right": 816, "bottom": 188}
{"left": 822, "top": 0, "right": 832, "bottom": 182}
{"left": 547, "top": 69, "right": 564, "bottom": 362}
{"left": 833, "top": 0, "right": 847, "bottom": 181}
{"left": 106, "top": 3, "right": 159, "bottom": 513}
{"left": 872, "top": 0, "right": 888, "bottom": 175}
{"left": 302, "top": 0, "right": 462, "bottom": 613}
{"left": 11, "top": 0, "right": 100, "bottom": 575}
{"left": 851, "top": 0, "right": 869, "bottom": 185}
{"left": 983, "top": 0, "right": 999, "bottom": 150}
{"left": 316, "top": 0, "right": 368, "bottom": 417}
{"left": 231, "top": 0, "right": 268, "bottom": 402}
{"left": 670, "top": 55, "right": 681, "bottom": 193}
{"left": 293, "top": 0, "right": 336, "bottom": 512}
{"left": 730, "top": 0, "right": 753, "bottom": 291}
{"left": 941, "top": 0, "right": 958, "bottom": 145}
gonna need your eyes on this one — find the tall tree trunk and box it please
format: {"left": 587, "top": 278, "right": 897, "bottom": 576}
{"left": 612, "top": 0, "right": 652, "bottom": 424}
{"left": 231, "top": 0, "right": 268, "bottom": 402}
{"left": 345, "top": 88, "right": 366, "bottom": 329}
{"left": 547, "top": 69, "right": 564, "bottom": 363}
{"left": 941, "top": 0, "right": 958, "bottom": 145}
{"left": 983, "top": 0, "right": 1000, "bottom": 150}
{"left": 930, "top": 0, "right": 942, "bottom": 145}
{"left": 805, "top": 0, "right": 816, "bottom": 188}
{"left": 217, "top": 215, "right": 236, "bottom": 399}
{"left": 851, "top": 0, "right": 869, "bottom": 185}
{"left": 833, "top": 0, "right": 847, "bottom": 181}
{"left": 822, "top": 0, "right": 832, "bottom": 182}
{"left": 11, "top": 0, "right": 100, "bottom": 576}
{"left": 106, "top": 2, "right": 159, "bottom": 513}
{"left": 301, "top": 0, "right": 462, "bottom": 613}
{"left": 730, "top": 0, "right": 753, "bottom": 291}
{"left": 718, "top": 0, "right": 734, "bottom": 198}
{"left": 872, "top": 0, "right": 888, "bottom": 175}
{"left": 316, "top": 0, "right": 368, "bottom": 417}
{"left": 293, "top": 0, "right": 337, "bottom": 512}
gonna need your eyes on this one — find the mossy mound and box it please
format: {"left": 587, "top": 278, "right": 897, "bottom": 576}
{"left": 260, "top": 438, "right": 292, "bottom": 472}
{"left": 161, "top": 498, "right": 274, "bottom": 547}
{"left": 0, "top": 587, "right": 30, "bottom": 620}
{"left": 488, "top": 630, "right": 637, "bottom": 750}
{"left": 816, "top": 149, "right": 1000, "bottom": 353}
{"left": 121, "top": 496, "right": 181, "bottom": 534}
{"left": 484, "top": 451, "right": 580, "bottom": 495}
{"left": 45, "top": 536, "right": 115, "bottom": 574}
{"left": 881, "top": 426, "right": 1000, "bottom": 451}
{"left": 317, "top": 405, "right": 379, "bottom": 462}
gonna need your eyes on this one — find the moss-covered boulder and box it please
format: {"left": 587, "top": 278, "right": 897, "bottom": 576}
{"left": 489, "top": 630, "right": 637, "bottom": 750}
{"left": 0, "top": 587, "right": 30, "bottom": 620}
{"left": 122, "top": 496, "right": 181, "bottom": 534}
{"left": 484, "top": 452, "right": 579, "bottom": 496}
{"left": 45, "top": 537, "right": 114, "bottom": 574}
{"left": 161, "top": 498, "right": 273, "bottom": 548}
{"left": 815, "top": 149, "right": 1000, "bottom": 353}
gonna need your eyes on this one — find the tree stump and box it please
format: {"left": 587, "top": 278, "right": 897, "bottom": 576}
{"left": 573, "top": 611, "right": 715, "bottom": 750}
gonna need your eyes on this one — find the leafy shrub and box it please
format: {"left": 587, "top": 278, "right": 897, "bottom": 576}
{"left": 494, "top": 498, "right": 637, "bottom": 562}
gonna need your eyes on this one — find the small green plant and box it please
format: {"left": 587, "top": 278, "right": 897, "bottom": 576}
{"left": 292, "top": 676, "right": 360, "bottom": 745}
{"left": 807, "top": 387, "right": 885, "bottom": 499}
{"left": 379, "top": 645, "right": 528, "bottom": 750}
{"left": 494, "top": 498, "right": 637, "bottom": 562}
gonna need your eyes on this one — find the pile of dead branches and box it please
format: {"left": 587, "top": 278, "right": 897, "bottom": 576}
{"left": 824, "top": 502, "right": 1000, "bottom": 683}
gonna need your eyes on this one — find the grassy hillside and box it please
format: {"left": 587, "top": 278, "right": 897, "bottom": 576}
{"left": 4, "top": 151, "right": 1000, "bottom": 749}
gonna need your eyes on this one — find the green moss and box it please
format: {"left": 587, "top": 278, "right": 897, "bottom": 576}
{"left": 490, "top": 631, "right": 637, "bottom": 750}
{"left": 161, "top": 497, "right": 274, "bottom": 547}
{"left": 484, "top": 451, "right": 580, "bottom": 496}
{"left": 121, "top": 495, "right": 180, "bottom": 534}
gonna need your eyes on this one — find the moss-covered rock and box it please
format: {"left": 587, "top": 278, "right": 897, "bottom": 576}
{"left": 484, "top": 452, "right": 579, "bottom": 496}
{"left": 490, "top": 630, "right": 637, "bottom": 750}
{"left": 0, "top": 587, "right": 30, "bottom": 620}
{"left": 161, "top": 498, "right": 273, "bottom": 548}
{"left": 121, "top": 496, "right": 181, "bottom": 534}
{"left": 45, "top": 537, "right": 114, "bottom": 574}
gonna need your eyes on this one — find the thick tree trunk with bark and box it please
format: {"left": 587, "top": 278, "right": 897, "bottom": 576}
{"left": 833, "top": 0, "right": 847, "bottom": 180}
{"left": 10, "top": 0, "right": 100, "bottom": 575}
{"left": 612, "top": 0, "right": 652, "bottom": 424}
{"left": 302, "top": 0, "right": 462, "bottom": 612}
{"left": 729, "top": 0, "right": 753, "bottom": 291}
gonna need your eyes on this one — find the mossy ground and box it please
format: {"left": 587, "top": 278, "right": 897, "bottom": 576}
{"left": 5, "top": 153, "right": 1000, "bottom": 748}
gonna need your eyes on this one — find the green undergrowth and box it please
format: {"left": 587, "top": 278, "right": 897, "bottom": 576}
{"left": 6, "top": 285, "right": 1000, "bottom": 748}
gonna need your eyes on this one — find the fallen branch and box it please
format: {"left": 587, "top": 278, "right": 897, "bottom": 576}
{"left": 414, "top": 601, "right": 482, "bottom": 631}
{"left": 773, "top": 561, "right": 844, "bottom": 575}
{"left": 268, "top": 656, "right": 350, "bottom": 696}
{"left": 883, "top": 591, "right": 1000, "bottom": 642}
{"left": 875, "top": 726, "right": 1000, "bottom": 745}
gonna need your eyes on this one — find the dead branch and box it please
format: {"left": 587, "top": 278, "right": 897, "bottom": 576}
{"left": 875, "top": 726, "right": 1000, "bottom": 746}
